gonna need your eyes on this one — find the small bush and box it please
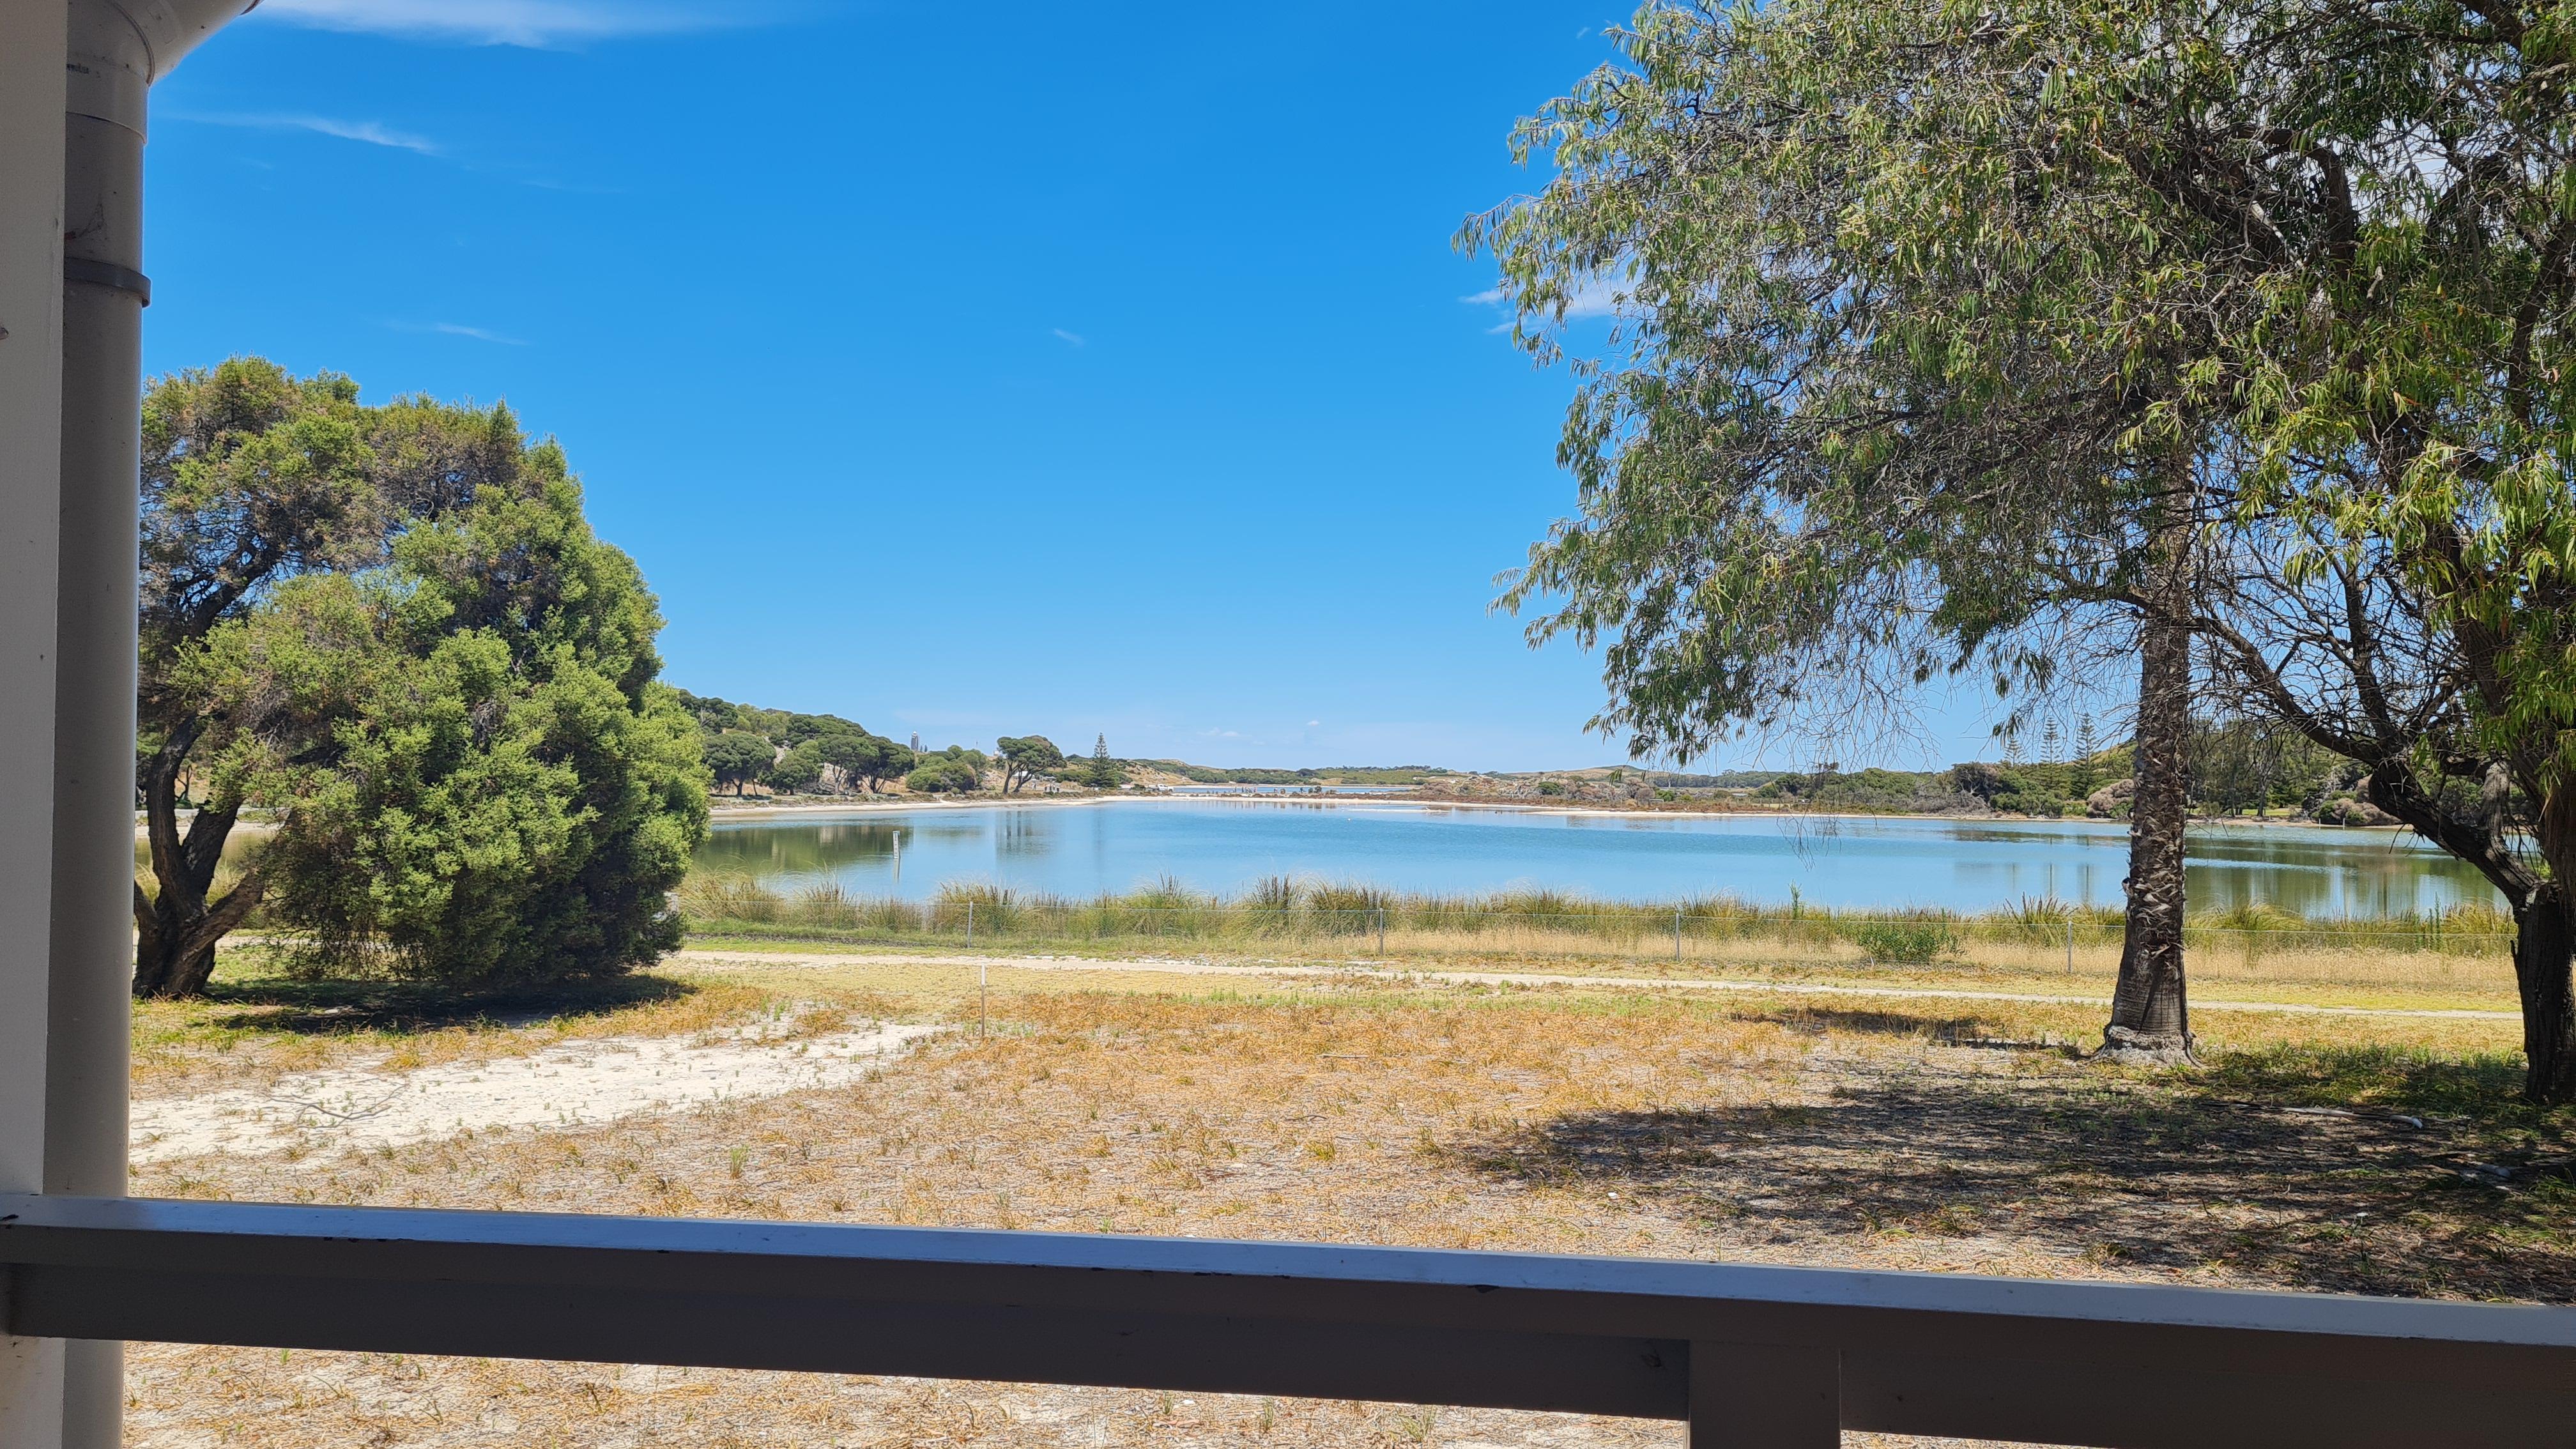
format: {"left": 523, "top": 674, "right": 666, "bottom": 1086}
{"left": 1852, "top": 919, "right": 1958, "bottom": 964}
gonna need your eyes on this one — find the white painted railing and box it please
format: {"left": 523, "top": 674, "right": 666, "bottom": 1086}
{"left": 4, "top": 1194, "right": 2570, "bottom": 1447}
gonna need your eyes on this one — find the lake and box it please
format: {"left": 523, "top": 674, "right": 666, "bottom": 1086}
{"left": 694, "top": 799, "right": 2501, "bottom": 919}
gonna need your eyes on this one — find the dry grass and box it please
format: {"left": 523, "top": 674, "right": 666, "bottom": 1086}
{"left": 679, "top": 878, "right": 2524, "bottom": 1009}
{"left": 129, "top": 950, "right": 867, "bottom": 1094}
{"left": 682, "top": 917, "right": 2527, "bottom": 1015}
{"left": 123, "top": 953, "right": 2572, "bottom": 1448}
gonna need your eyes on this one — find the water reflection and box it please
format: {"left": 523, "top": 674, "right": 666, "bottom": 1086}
{"left": 696, "top": 801, "right": 2501, "bottom": 919}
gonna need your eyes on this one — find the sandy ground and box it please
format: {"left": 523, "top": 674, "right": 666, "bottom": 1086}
{"left": 118, "top": 951, "right": 2563, "bottom": 1448}
{"left": 672, "top": 947, "right": 2521, "bottom": 1020}
{"left": 130, "top": 1016, "right": 942, "bottom": 1163}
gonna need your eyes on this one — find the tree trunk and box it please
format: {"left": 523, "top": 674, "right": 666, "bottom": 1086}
{"left": 132, "top": 743, "right": 266, "bottom": 998}
{"left": 2103, "top": 507, "right": 2195, "bottom": 1062}
{"left": 2512, "top": 889, "right": 2576, "bottom": 1103}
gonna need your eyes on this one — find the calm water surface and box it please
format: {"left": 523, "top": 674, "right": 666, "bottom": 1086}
{"left": 694, "top": 800, "right": 2499, "bottom": 919}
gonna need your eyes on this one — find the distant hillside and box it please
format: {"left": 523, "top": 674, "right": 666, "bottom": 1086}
{"left": 673, "top": 690, "right": 1455, "bottom": 795}
{"left": 1128, "top": 761, "right": 1452, "bottom": 786}
{"left": 670, "top": 689, "right": 873, "bottom": 746}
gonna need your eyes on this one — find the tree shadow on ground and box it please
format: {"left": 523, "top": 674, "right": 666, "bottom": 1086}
{"left": 1738, "top": 1006, "right": 2049, "bottom": 1045}
{"left": 1457, "top": 1045, "right": 2575, "bottom": 1301}
{"left": 196, "top": 972, "right": 695, "bottom": 1036}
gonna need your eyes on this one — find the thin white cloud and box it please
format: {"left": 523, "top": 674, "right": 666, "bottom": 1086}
{"left": 431, "top": 322, "right": 528, "bottom": 346}
{"left": 170, "top": 111, "right": 440, "bottom": 155}
{"left": 252, "top": 0, "right": 774, "bottom": 47}
{"left": 383, "top": 319, "right": 529, "bottom": 346}
{"left": 1306, "top": 720, "right": 1321, "bottom": 728}
{"left": 1050, "top": 328, "right": 1086, "bottom": 347}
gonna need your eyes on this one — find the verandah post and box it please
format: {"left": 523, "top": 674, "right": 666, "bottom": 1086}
{"left": 0, "top": 2, "right": 68, "bottom": 1441}
{"left": 1688, "top": 1342, "right": 1839, "bottom": 1448}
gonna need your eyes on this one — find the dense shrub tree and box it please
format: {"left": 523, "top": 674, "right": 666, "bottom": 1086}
{"left": 997, "top": 735, "right": 1066, "bottom": 794}
{"left": 703, "top": 731, "right": 774, "bottom": 795}
{"left": 135, "top": 358, "right": 707, "bottom": 996}
{"left": 818, "top": 732, "right": 910, "bottom": 793}
{"left": 765, "top": 740, "right": 829, "bottom": 795}
{"left": 905, "top": 756, "right": 981, "bottom": 793}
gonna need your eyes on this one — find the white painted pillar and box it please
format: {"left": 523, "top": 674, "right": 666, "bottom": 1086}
{"left": 0, "top": 2, "right": 69, "bottom": 1443}
{"left": 50, "top": 8, "right": 155, "bottom": 1441}
{"left": 29, "top": 7, "right": 257, "bottom": 1445}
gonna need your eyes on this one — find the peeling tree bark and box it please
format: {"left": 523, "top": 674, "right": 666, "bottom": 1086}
{"left": 2511, "top": 888, "right": 2576, "bottom": 1104}
{"left": 2104, "top": 473, "right": 2196, "bottom": 1062}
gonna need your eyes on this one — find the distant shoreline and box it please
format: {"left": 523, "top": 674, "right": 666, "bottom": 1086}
{"left": 703, "top": 792, "right": 2411, "bottom": 834}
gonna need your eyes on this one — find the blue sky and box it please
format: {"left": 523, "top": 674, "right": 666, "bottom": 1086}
{"left": 142, "top": 0, "right": 2005, "bottom": 772}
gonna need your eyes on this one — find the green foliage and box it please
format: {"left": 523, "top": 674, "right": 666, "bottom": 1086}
{"left": 168, "top": 387, "right": 710, "bottom": 989}
{"left": 765, "top": 740, "right": 829, "bottom": 795}
{"left": 671, "top": 689, "right": 914, "bottom": 797}
{"left": 2189, "top": 721, "right": 2343, "bottom": 818}
{"left": 1851, "top": 919, "right": 1959, "bottom": 965}
{"left": 1468, "top": 0, "right": 2197, "bottom": 762}
{"left": 1756, "top": 767, "right": 1968, "bottom": 813}
{"left": 996, "top": 735, "right": 1068, "bottom": 794}
{"left": 1133, "top": 761, "right": 1442, "bottom": 786}
{"left": 702, "top": 732, "right": 775, "bottom": 795}
{"left": 905, "top": 754, "right": 984, "bottom": 794}
{"left": 1080, "top": 733, "right": 1124, "bottom": 788}
{"left": 817, "top": 732, "right": 912, "bottom": 793}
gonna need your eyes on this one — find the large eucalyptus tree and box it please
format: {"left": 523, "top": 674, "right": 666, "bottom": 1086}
{"left": 1477, "top": 0, "right": 2576, "bottom": 1100}
{"left": 2106, "top": 0, "right": 2576, "bottom": 1101}
{"left": 1466, "top": 0, "right": 2251, "bottom": 1057}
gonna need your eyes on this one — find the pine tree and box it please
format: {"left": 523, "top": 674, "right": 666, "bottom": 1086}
{"left": 1084, "top": 733, "right": 1121, "bottom": 788}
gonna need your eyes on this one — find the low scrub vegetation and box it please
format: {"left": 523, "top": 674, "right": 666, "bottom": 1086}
{"left": 675, "top": 874, "right": 2517, "bottom": 977}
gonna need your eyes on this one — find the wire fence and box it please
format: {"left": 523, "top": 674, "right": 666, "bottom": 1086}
{"left": 677, "top": 888, "right": 2518, "bottom": 985}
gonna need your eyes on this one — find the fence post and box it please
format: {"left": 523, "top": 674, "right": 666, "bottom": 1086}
{"left": 1675, "top": 907, "right": 1684, "bottom": 963}
{"left": 1375, "top": 907, "right": 1385, "bottom": 955}
{"left": 2066, "top": 919, "right": 2074, "bottom": 976}
{"left": 967, "top": 900, "right": 974, "bottom": 947}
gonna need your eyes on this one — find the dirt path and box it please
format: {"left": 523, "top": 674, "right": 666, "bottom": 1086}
{"left": 671, "top": 948, "right": 2522, "bottom": 1021}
